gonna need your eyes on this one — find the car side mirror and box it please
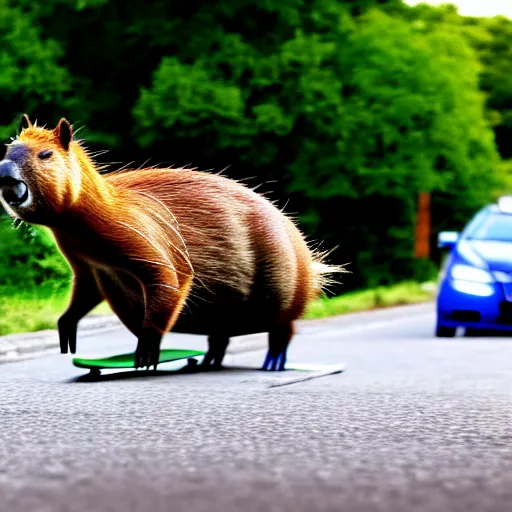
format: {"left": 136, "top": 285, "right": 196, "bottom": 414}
{"left": 438, "top": 231, "right": 459, "bottom": 250}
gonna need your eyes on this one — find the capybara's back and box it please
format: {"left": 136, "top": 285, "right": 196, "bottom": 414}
{"left": 107, "top": 169, "right": 330, "bottom": 343}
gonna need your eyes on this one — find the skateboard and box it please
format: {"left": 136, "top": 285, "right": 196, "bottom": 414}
{"left": 72, "top": 348, "right": 206, "bottom": 377}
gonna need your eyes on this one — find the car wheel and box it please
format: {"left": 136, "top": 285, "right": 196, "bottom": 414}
{"left": 435, "top": 323, "right": 456, "bottom": 338}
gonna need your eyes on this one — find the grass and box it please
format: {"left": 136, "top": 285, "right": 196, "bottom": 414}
{"left": 0, "top": 280, "right": 436, "bottom": 337}
{"left": 0, "top": 282, "right": 112, "bottom": 337}
{"left": 302, "top": 281, "right": 437, "bottom": 320}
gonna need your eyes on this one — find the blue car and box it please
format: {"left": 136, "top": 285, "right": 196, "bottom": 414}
{"left": 436, "top": 196, "right": 512, "bottom": 337}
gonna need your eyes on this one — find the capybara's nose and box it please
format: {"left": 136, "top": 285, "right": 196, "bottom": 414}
{"left": 0, "top": 159, "right": 17, "bottom": 182}
{"left": 0, "top": 160, "right": 28, "bottom": 206}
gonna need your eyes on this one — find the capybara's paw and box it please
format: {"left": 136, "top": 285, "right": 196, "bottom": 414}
{"left": 261, "top": 350, "right": 287, "bottom": 371}
{"left": 134, "top": 332, "right": 161, "bottom": 371}
{"left": 58, "top": 312, "right": 78, "bottom": 354}
{"left": 199, "top": 352, "right": 224, "bottom": 371}
{"left": 200, "top": 336, "right": 229, "bottom": 371}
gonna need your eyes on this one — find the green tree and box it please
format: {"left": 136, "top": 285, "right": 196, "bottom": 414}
{"left": 0, "top": 0, "right": 503, "bottom": 291}
{"left": 0, "top": 1, "right": 71, "bottom": 140}
{"left": 400, "top": 4, "right": 512, "bottom": 161}
{"left": 133, "top": 6, "right": 499, "bottom": 286}
{"left": 395, "top": 3, "right": 512, "bottom": 181}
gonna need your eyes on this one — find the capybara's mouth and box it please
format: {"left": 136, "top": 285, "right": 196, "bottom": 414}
{"left": 0, "top": 158, "right": 30, "bottom": 209}
{"left": 0, "top": 177, "right": 29, "bottom": 207}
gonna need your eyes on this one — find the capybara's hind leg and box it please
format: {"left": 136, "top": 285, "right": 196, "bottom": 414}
{"left": 201, "top": 335, "right": 230, "bottom": 370}
{"left": 262, "top": 322, "right": 294, "bottom": 371}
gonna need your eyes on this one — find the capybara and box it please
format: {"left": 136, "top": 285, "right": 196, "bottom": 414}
{"left": 0, "top": 116, "right": 344, "bottom": 371}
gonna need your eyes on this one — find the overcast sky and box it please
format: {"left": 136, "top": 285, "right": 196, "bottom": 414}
{"left": 404, "top": 0, "right": 512, "bottom": 18}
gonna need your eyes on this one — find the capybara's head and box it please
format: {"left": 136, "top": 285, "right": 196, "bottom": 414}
{"left": 0, "top": 115, "right": 81, "bottom": 224}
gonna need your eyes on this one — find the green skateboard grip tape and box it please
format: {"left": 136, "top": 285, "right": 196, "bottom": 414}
{"left": 72, "top": 349, "right": 206, "bottom": 370}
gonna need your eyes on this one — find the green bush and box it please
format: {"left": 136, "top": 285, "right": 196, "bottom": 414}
{"left": 0, "top": 216, "right": 71, "bottom": 290}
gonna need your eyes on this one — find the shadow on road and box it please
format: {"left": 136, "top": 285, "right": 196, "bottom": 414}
{"left": 463, "top": 328, "right": 512, "bottom": 338}
{"left": 68, "top": 364, "right": 264, "bottom": 384}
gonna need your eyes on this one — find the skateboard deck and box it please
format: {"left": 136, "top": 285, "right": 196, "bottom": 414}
{"left": 72, "top": 348, "right": 206, "bottom": 376}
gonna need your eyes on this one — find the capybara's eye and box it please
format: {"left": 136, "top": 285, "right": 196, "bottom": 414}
{"left": 38, "top": 150, "right": 53, "bottom": 160}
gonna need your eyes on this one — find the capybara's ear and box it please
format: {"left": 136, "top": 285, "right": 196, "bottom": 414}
{"left": 54, "top": 118, "right": 73, "bottom": 151}
{"left": 21, "top": 114, "right": 33, "bottom": 130}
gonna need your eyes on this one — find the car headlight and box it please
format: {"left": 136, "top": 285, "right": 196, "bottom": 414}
{"left": 452, "top": 280, "right": 494, "bottom": 297}
{"left": 450, "top": 264, "right": 493, "bottom": 283}
{"left": 493, "top": 271, "right": 512, "bottom": 283}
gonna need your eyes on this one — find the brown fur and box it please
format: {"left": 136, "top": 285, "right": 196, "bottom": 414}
{"left": 0, "top": 117, "right": 345, "bottom": 370}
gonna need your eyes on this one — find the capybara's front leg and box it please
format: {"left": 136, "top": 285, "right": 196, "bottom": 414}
{"left": 134, "top": 327, "right": 163, "bottom": 371}
{"left": 58, "top": 262, "right": 103, "bottom": 354}
{"left": 134, "top": 274, "right": 193, "bottom": 371}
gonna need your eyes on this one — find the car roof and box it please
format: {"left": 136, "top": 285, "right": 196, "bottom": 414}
{"left": 489, "top": 204, "right": 512, "bottom": 215}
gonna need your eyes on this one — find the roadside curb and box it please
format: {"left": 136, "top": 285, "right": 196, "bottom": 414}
{"left": 0, "top": 314, "right": 123, "bottom": 363}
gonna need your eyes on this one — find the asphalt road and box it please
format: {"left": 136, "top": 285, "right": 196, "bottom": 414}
{"left": 1, "top": 303, "right": 512, "bottom": 512}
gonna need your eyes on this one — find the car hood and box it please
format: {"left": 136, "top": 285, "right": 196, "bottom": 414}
{"left": 469, "top": 240, "right": 512, "bottom": 272}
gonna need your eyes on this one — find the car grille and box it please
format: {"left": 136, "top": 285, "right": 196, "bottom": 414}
{"left": 497, "top": 301, "right": 512, "bottom": 324}
{"left": 450, "top": 310, "right": 481, "bottom": 322}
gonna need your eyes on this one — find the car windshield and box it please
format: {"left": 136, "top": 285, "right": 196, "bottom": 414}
{"left": 466, "top": 213, "right": 512, "bottom": 242}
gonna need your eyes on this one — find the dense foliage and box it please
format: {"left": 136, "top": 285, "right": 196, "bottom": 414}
{"left": 0, "top": 219, "right": 70, "bottom": 288}
{"left": 0, "top": 0, "right": 508, "bottom": 291}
